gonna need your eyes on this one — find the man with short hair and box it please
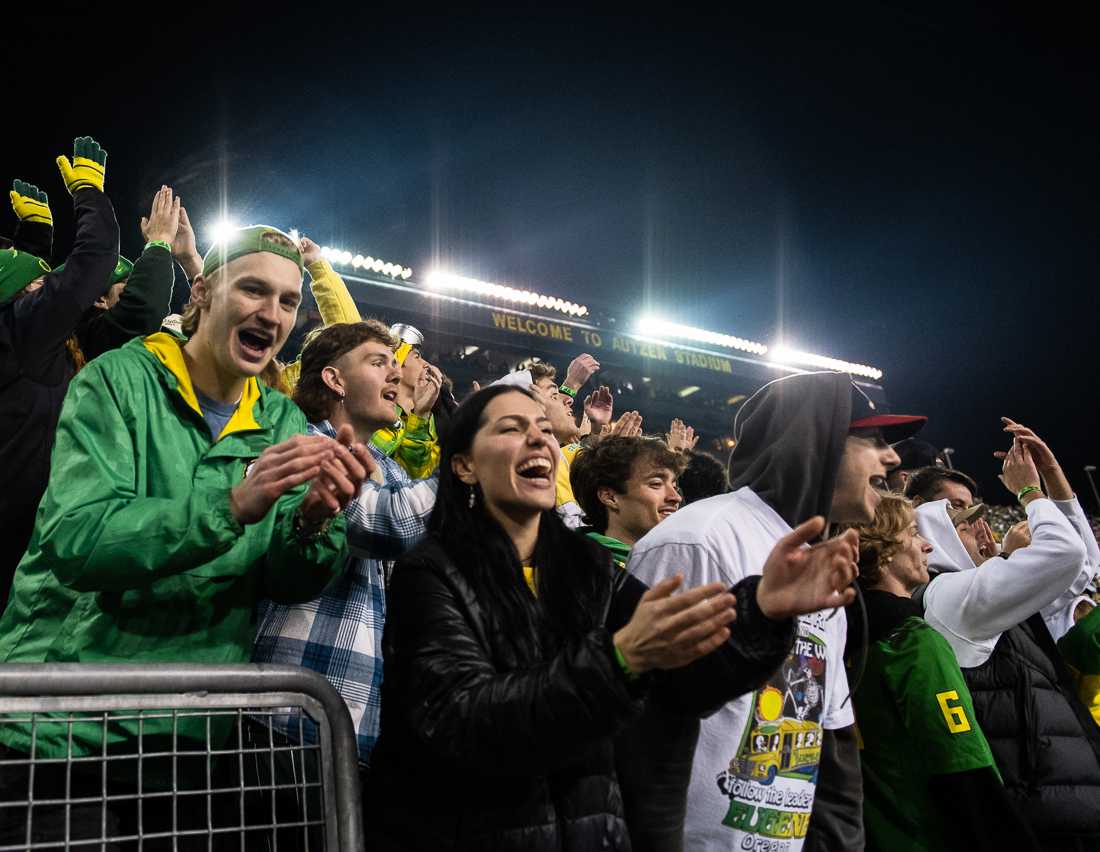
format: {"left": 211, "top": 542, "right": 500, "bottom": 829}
{"left": 530, "top": 363, "right": 588, "bottom": 528}
{"left": 0, "top": 224, "right": 365, "bottom": 845}
{"left": 905, "top": 465, "right": 980, "bottom": 509}
{"left": 678, "top": 450, "right": 730, "bottom": 504}
{"left": 252, "top": 320, "right": 439, "bottom": 770}
{"left": 570, "top": 435, "right": 686, "bottom": 567}
{"left": 628, "top": 372, "right": 924, "bottom": 851}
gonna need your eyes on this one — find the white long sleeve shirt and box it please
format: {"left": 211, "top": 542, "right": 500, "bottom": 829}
{"left": 917, "top": 497, "right": 1087, "bottom": 667}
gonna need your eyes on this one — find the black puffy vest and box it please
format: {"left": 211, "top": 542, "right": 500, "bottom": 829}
{"left": 963, "top": 613, "right": 1100, "bottom": 850}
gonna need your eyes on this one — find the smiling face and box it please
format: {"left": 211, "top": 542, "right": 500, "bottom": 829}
{"left": 187, "top": 252, "right": 302, "bottom": 380}
{"left": 454, "top": 391, "right": 560, "bottom": 520}
{"left": 327, "top": 340, "right": 401, "bottom": 432}
{"left": 600, "top": 454, "right": 683, "bottom": 546}
{"left": 886, "top": 517, "right": 934, "bottom": 594}
{"left": 831, "top": 428, "right": 902, "bottom": 524}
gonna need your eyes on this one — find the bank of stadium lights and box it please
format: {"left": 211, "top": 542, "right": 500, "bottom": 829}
{"left": 769, "top": 344, "right": 884, "bottom": 381}
{"left": 425, "top": 270, "right": 589, "bottom": 318}
{"left": 634, "top": 316, "right": 769, "bottom": 356}
{"left": 206, "top": 218, "right": 239, "bottom": 247}
{"left": 320, "top": 246, "right": 413, "bottom": 280}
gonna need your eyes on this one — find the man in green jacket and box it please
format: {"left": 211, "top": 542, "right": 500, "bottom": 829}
{"left": 0, "top": 224, "right": 370, "bottom": 844}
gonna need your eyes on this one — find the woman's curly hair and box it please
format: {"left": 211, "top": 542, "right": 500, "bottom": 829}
{"left": 838, "top": 492, "right": 915, "bottom": 588}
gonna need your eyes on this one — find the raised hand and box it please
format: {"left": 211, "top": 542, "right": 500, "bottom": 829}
{"left": 667, "top": 418, "right": 698, "bottom": 453}
{"left": 56, "top": 136, "right": 107, "bottom": 195}
{"left": 564, "top": 353, "right": 600, "bottom": 392}
{"left": 756, "top": 517, "right": 859, "bottom": 619}
{"left": 231, "top": 435, "right": 340, "bottom": 525}
{"left": 613, "top": 576, "right": 736, "bottom": 673}
{"left": 583, "top": 385, "right": 614, "bottom": 430}
{"left": 608, "top": 410, "right": 643, "bottom": 439}
{"left": 998, "top": 438, "right": 1043, "bottom": 502}
{"left": 995, "top": 417, "right": 1072, "bottom": 500}
{"left": 10, "top": 180, "right": 52, "bottom": 226}
{"left": 1001, "top": 519, "right": 1031, "bottom": 556}
{"left": 298, "top": 236, "right": 323, "bottom": 267}
{"left": 172, "top": 205, "right": 202, "bottom": 280}
{"left": 412, "top": 363, "right": 443, "bottom": 416}
{"left": 578, "top": 411, "right": 592, "bottom": 439}
{"left": 140, "top": 186, "right": 181, "bottom": 245}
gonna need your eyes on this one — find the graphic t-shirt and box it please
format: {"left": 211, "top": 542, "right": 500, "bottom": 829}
{"left": 629, "top": 487, "right": 854, "bottom": 851}
{"left": 855, "top": 615, "right": 996, "bottom": 851}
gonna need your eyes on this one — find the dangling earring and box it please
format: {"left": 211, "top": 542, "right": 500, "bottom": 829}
{"left": 468, "top": 486, "right": 477, "bottom": 509}
{"left": 337, "top": 391, "right": 346, "bottom": 406}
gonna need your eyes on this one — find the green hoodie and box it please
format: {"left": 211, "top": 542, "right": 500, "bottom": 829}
{"left": 0, "top": 332, "right": 347, "bottom": 760}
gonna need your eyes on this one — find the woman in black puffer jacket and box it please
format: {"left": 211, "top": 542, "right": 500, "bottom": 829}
{"left": 364, "top": 385, "right": 739, "bottom": 851}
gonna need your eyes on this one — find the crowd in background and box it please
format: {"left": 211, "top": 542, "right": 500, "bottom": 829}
{"left": 2, "top": 138, "right": 1100, "bottom": 852}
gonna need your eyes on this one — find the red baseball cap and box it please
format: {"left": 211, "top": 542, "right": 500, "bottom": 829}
{"left": 850, "top": 384, "right": 926, "bottom": 442}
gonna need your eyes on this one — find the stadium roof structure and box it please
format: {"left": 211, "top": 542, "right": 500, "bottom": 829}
{"left": 284, "top": 259, "right": 889, "bottom": 452}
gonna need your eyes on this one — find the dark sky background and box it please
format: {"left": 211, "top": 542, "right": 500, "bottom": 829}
{"left": 8, "top": 7, "right": 1098, "bottom": 505}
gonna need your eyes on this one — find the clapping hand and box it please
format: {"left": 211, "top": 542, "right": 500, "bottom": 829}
{"left": 756, "top": 517, "right": 859, "bottom": 619}
{"left": 140, "top": 186, "right": 181, "bottom": 245}
{"left": 667, "top": 418, "right": 698, "bottom": 453}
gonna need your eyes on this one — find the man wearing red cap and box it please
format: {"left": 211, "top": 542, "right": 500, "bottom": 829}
{"left": 627, "top": 371, "right": 925, "bottom": 851}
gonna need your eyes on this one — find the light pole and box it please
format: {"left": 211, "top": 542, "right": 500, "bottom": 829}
{"left": 942, "top": 448, "right": 955, "bottom": 470}
{"left": 1085, "top": 465, "right": 1100, "bottom": 515}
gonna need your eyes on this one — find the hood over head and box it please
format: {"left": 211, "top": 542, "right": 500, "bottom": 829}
{"left": 728, "top": 370, "right": 852, "bottom": 529}
{"left": 915, "top": 499, "right": 977, "bottom": 575}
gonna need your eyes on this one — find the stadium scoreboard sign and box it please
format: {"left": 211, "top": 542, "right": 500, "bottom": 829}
{"left": 489, "top": 311, "right": 735, "bottom": 376}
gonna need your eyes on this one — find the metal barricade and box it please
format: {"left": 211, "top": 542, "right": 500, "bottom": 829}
{"left": 0, "top": 664, "right": 363, "bottom": 851}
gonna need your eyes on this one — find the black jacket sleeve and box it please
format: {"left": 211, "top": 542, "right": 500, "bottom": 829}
{"left": 7, "top": 190, "right": 119, "bottom": 364}
{"left": 78, "top": 243, "right": 174, "bottom": 361}
{"left": 392, "top": 555, "right": 641, "bottom": 775}
{"left": 803, "top": 725, "right": 864, "bottom": 852}
{"left": 610, "top": 572, "right": 796, "bottom": 716}
{"left": 13, "top": 219, "right": 53, "bottom": 261}
{"left": 930, "top": 767, "right": 1040, "bottom": 852}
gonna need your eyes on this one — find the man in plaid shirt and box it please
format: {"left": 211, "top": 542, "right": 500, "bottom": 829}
{"left": 251, "top": 320, "right": 440, "bottom": 770}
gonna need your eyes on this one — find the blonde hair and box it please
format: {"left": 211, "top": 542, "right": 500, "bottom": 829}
{"left": 839, "top": 492, "right": 915, "bottom": 587}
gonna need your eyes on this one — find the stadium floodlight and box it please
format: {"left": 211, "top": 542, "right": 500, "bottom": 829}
{"left": 320, "top": 245, "right": 412, "bottom": 280}
{"left": 678, "top": 386, "right": 702, "bottom": 398}
{"left": 425, "top": 270, "right": 589, "bottom": 318}
{"left": 207, "top": 217, "right": 239, "bottom": 247}
{"left": 769, "top": 343, "right": 883, "bottom": 381}
{"left": 634, "top": 316, "right": 769, "bottom": 356}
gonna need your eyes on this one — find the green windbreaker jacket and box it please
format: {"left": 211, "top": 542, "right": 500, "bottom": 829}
{"left": 0, "top": 332, "right": 347, "bottom": 760}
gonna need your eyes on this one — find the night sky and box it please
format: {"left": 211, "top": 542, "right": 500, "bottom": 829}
{"left": 8, "top": 7, "right": 1098, "bottom": 504}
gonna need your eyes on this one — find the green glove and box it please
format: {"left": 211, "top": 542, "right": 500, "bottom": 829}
{"left": 10, "top": 180, "right": 52, "bottom": 226}
{"left": 56, "top": 136, "right": 107, "bottom": 195}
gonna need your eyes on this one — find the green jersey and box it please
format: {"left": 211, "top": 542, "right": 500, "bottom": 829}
{"left": 853, "top": 615, "right": 997, "bottom": 851}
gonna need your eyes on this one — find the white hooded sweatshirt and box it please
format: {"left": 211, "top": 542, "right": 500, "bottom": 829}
{"left": 916, "top": 497, "right": 1088, "bottom": 667}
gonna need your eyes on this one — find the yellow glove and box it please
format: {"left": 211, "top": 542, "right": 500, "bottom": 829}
{"left": 10, "top": 180, "right": 52, "bottom": 226}
{"left": 55, "top": 136, "right": 107, "bottom": 195}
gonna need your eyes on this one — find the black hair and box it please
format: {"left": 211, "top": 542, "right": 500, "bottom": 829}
{"left": 904, "top": 466, "right": 980, "bottom": 504}
{"left": 678, "top": 450, "right": 730, "bottom": 505}
{"left": 428, "top": 384, "right": 608, "bottom": 656}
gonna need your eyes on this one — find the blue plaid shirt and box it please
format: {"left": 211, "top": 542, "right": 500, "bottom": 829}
{"left": 251, "top": 420, "right": 438, "bottom": 765}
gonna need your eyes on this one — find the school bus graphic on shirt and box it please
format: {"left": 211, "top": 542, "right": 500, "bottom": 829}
{"left": 716, "top": 622, "right": 828, "bottom": 847}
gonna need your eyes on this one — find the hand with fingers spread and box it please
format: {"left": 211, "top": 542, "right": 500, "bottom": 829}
{"left": 995, "top": 418, "right": 1073, "bottom": 500}
{"left": 412, "top": 363, "right": 443, "bottom": 416}
{"left": 756, "top": 517, "right": 859, "bottom": 619}
{"left": 140, "top": 186, "right": 181, "bottom": 245}
{"left": 297, "top": 424, "right": 374, "bottom": 528}
{"left": 583, "top": 385, "right": 614, "bottom": 431}
{"left": 298, "top": 236, "right": 323, "bottom": 267}
{"left": 171, "top": 206, "right": 202, "bottom": 280}
{"left": 666, "top": 418, "right": 698, "bottom": 453}
{"left": 613, "top": 576, "right": 737, "bottom": 673}
{"left": 998, "top": 438, "right": 1043, "bottom": 503}
{"left": 10, "top": 179, "right": 52, "bottom": 226}
{"left": 564, "top": 353, "right": 600, "bottom": 393}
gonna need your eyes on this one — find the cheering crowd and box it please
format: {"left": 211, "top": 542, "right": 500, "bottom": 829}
{"left": 1, "top": 138, "right": 1099, "bottom": 852}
